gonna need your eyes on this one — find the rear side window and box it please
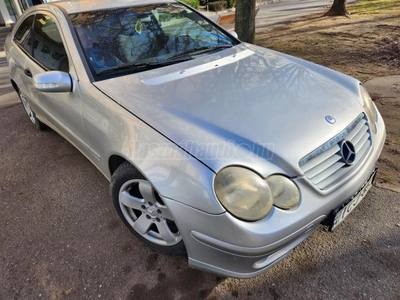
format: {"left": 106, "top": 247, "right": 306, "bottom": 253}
{"left": 33, "top": 14, "right": 69, "bottom": 72}
{"left": 14, "top": 15, "right": 34, "bottom": 54}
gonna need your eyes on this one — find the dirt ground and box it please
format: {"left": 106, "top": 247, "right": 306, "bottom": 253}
{"left": 256, "top": 0, "right": 400, "bottom": 191}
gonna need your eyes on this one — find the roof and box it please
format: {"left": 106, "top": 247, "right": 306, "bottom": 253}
{"left": 51, "top": 0, "right": 176, "bottom": 14}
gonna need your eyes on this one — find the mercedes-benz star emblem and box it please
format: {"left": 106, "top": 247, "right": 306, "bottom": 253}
{"left": 325, "top": 115, "right": 336, "bottom": 124}
{"left": 340, "top": 140, "right": 356, "bottom": 165}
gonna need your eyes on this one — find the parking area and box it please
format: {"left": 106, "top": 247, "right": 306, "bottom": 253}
{"left": 0, "top": 104, "right": 399, "bottom": 299}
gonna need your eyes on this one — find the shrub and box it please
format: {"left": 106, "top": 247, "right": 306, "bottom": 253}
{"left": 227, "top": 0, "right": 236, "bottom": 8}
{"left": 180, "top": 0, "right": 200, "bottom": 9}
{"left": 208, "top": 1, "right": 227, "bottom": 11}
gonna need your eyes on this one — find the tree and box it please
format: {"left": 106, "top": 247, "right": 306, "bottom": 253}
{"left": 325, "top": 0, "right": 348, "bottom": 16}
{"left": 235, "top": 0, "right": 256, "bottom": 43}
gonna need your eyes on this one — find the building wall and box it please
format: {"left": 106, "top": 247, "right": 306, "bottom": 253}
{"left": 0, "top": 0, "right": 12, "bottom": 26}
{"left": 0, "top": 10, "right": 5, "bottom": 26}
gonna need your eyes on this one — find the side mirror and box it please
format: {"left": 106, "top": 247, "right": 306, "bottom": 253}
{"left": 229, "top": 31, "right": 239, "bottom": 39}
{"left": 33, "top": 71, "right": 72, "bottom": 93}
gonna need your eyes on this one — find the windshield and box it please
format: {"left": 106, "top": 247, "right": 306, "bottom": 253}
{"left": 69, "top": 3, "right": 237, "bottom": 77}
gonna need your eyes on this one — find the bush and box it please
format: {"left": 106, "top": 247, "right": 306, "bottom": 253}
{"left": 227, "top": 0, "right": 236, "bottom": 8}
{"left": 180, "top": 0, "right": 200, "bottom": 9}
{"left": 208, "top": 1, "right": 227, "bottom": 11}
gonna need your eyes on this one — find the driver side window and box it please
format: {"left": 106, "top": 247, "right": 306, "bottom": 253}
{"left": 14, "top": 15, "right": 35, "bottom": 54}
{"left": 32, "top": 14, "right": 69, "bottom": 72}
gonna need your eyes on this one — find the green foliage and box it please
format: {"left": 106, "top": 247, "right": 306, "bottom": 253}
{"left": 227, "top": 0, "right": 236, "bottom": 8}
{"left": 184, "top": 0, "right": 237, "bottom": 11}
{"left": 208, "top": 1, "right": 228, "bottom": 11}
{"left": 180, "top": 0, "right": 200, "bottom": 9}
{"left": 349, "top": 0, "right": 399, "bottom": 14}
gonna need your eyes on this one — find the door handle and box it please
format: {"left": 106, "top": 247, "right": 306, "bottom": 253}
{"left": 24, "top": 68, "right": 32, "bottom": 78}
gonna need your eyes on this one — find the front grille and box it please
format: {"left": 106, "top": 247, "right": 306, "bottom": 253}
{"left": 299, "top": 114, "right": 372, "bottom": 190}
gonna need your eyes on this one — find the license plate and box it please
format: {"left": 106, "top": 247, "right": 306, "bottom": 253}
{"left": 329, "top": 168, "right": 377, "bottom": 231}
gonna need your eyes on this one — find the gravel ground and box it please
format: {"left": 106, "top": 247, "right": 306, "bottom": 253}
{"left": 0, "top": 104, "right": 399, "bottom": 300}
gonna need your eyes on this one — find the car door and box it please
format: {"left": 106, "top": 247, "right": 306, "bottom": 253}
{"left": 10, "top": 15, "right": 35, "bottom": 102}
{"left": 23, "top": 12, "right": 89, "bottom": 152}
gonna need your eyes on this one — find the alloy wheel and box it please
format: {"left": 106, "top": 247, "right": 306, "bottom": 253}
{"left": 118, "top": 179, "right": 182, "bottom": 246}
{"left": 19, "top": 92, "right": 36, "bottom": 124}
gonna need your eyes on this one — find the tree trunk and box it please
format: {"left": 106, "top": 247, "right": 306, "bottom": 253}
{"left": 325, "top": 0, "right": 348, "bottom": 16}
{"left": 235, "top": 0, "right": 256, "bottom": 43}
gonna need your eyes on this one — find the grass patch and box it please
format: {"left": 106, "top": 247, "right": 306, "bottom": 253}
{"left": 381, "top": 176, "right": 393, "bottom": 184}
{"left": 349, "top": 0, "right": 400, "bottom": 15}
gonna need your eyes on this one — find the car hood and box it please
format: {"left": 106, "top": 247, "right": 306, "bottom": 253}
{"left": 94, "top": 44, "right": 364, "bottom": 177}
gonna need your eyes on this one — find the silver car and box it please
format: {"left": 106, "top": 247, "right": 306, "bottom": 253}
{"left": 4, "top": 0, "right": 385, "bottom": 278}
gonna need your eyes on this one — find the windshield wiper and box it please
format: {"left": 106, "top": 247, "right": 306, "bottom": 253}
{"left": 96, "top": 45, "right": 233, "bottom": 76}
{"left": 97, "top": 57, "right": 193, "bottom": 76}
{"left": 167, "top": 44, "right": 233, "bottom": 61}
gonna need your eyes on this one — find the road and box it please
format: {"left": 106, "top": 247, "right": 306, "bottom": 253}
{"left": 255, "top": 0, "right": 351, "bottom": 31}
{"left": 203, "top": 0, "right": 357, "bottom": 32}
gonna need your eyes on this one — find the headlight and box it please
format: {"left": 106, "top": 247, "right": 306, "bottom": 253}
{"left": 265, "top": 175, "right": 300, "bottom": 210}
{"left": 214, "top": 167, "right": 273, "bottom": 221}
{"left": 214, "top": 167, "right": 300, "bottom": 221}
{"left": 360, "top": 85, "right": 377, "bottom": 133}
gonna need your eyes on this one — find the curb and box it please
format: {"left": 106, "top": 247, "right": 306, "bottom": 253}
{"left": 0, "top": 92, "right": 19, "bottom": 110}
{"left": 0, "top": 26, "right": 12, "bottom": 34}
{"left": 199, "top": 0, "right": 280, "bottom": 17}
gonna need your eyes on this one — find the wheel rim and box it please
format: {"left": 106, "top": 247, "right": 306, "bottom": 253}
{"left": 19, "top": 93, "right": 36, "bottom": 124}
{"left": 119, "top": 179, "right": 182, "bottom": 246}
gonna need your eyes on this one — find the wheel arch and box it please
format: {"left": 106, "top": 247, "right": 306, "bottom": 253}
{"left": 109, "top": 154, "right": 128, "bottom": 176}
{"left": 10, "top": 79, "right": 19, "bottom": 93}
{"left": 108, "top": 154, "right": 167, "bottom": 198}
{"left": 108, "top": 154, "right": 143, "bottom": 178}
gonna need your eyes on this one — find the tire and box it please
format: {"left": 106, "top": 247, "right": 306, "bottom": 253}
{"left": 17, "top": 89, "right": 46, "bottom": 131}
{"left": 110, "top": 162, "right": 186, "bottom": 255}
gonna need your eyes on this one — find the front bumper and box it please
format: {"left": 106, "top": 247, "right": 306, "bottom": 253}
{"left": 162, "top": 110, "right": 386, "bottom": 278}
{"left": 163, "top": 197, "right": 325, "bottom": 278}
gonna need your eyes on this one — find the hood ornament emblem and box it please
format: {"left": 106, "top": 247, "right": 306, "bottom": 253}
{"left": 340, "top": 140, "right": 356, "bottom": 165}
{"left": 325, "top": 115, "right": 336, "bottom": 124}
